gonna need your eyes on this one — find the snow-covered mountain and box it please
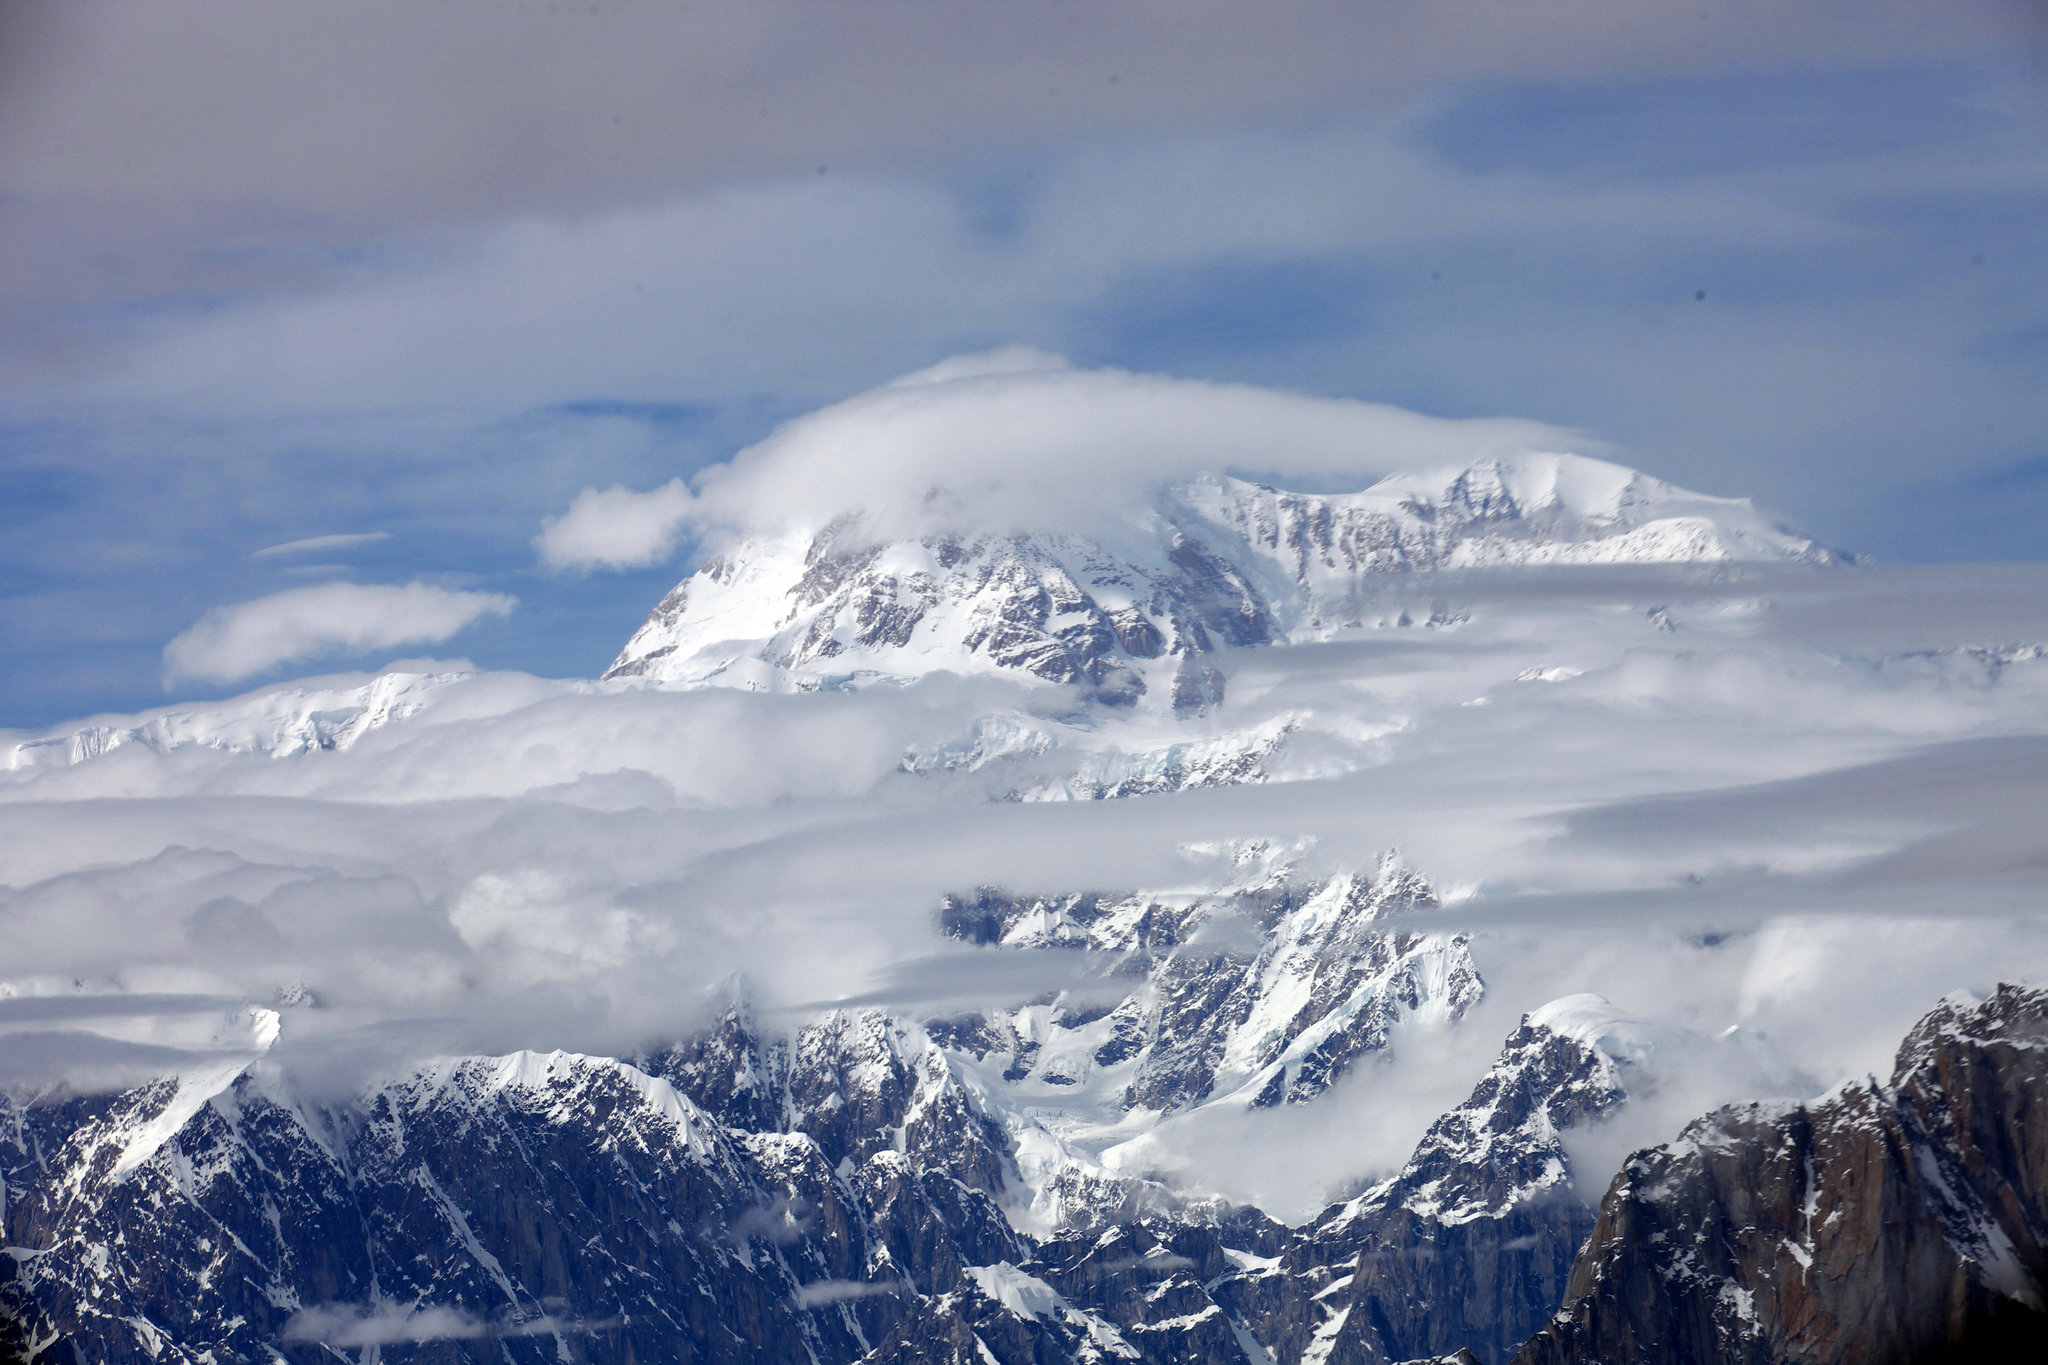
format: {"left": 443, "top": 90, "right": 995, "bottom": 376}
{"left": 4, "top": 452, "right": 1833, "bottom": 777}
{"left": 12, "top": 412, "right": 2048, "bottom": 1364}
{"left": 0, "top": 964, "right": 1894, "bottom": 1365}
{"left": 605, "top": 454, "right": 1835, "bottom": 708}
{"left": 0, "top": 815, "right": 1828, "bottom": 1365}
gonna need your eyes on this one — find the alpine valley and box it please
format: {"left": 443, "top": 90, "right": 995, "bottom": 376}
{"left": 5, "top": 373, "right": 2048, "bottom": 1365}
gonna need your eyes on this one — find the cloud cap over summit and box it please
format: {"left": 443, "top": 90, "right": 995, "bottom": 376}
{"left": 543, "top": 351, "right": 1594, "bottom": 562}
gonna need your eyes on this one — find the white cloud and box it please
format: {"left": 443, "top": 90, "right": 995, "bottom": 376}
{"left": 163, "top": 582, "right": 515, "bottom": 685}
{"left": 282, "top": 1302, "right": 600, "bottom": 1346}
{"left": 284, "top": 1304, "right": 487, "bottom": 1346}
{"left": 691, "top": 351, "right": 1585, "bottom": 541}
{"left": 537, "top": 351, "right": 1587, "bottom": 561}
{"left": 250, "top": 531, "right": 391, "bottom": 559}
{"left": 536, "top": 478, "right": 696, "bottom": 570}
{"left": 793, "top": 1279, "right": 910, "bottom": 1307}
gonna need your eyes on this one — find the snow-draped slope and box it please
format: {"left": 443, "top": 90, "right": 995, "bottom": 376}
{"left": 1, "top": 668, "right": 482, "bottom": 769}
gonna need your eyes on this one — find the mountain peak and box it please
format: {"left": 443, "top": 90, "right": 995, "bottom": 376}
{"left": 605, "top": 451, "right": 1835, "bottom": 708}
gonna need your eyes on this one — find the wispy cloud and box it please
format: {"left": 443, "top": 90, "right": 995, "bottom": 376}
{"left": 282, "top": 1302, "right": 613, "bottom": 1346}
{"left": 251, "top": 531, "right": 391, "bottom": 559}
{"left": 793, "top": 1279, "right": 910, "bottom": 1308}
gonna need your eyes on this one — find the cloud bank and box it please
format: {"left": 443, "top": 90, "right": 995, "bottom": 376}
{"left": 5, "top": 0, "right": 2003, "bottom": 233}
{"left": 163, "top": 582, "right": 515, "bottom": 684}
{"left": 11, "top": 554, "right": 2048, "bottom": 1204}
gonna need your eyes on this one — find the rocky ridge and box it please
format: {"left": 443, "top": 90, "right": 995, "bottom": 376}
{"left": 20, "top": 967, "right": 2033, "bottom": 1365}
{"left": 0, "top": 977, "right": 1670, "bottom": 1365}
{"left": 1511, "top": 982, "right": 2048, "bottom": 1365}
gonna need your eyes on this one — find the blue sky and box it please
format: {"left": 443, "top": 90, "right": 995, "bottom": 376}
{"left": 1, "top": 3, "right": 2044, "bottom": 727}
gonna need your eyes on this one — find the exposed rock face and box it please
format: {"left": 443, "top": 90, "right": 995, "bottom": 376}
{"left": 603, "top": 456, "right": 1833, "bottom": 709}
{"left": 1512, "top": 983, "right": 2048, "bottom": 1365}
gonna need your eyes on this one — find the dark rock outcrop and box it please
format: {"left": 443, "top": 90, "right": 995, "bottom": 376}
{"left": 1512, "top": 983, "right": 2048, "bottom": 1365}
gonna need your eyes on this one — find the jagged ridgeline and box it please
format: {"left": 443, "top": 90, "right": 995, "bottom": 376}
{"left": 7, "top": 973, "right": 2048, "bottom": 1362}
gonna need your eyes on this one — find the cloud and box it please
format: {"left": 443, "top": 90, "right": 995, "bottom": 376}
{"left": 0, "top": 993, "right": 244, "bottom": 1024}
{"left": 76, "top": 122, "right": 1852, "bottom": 417}
{"left": 163, "top": 582, "right": 515, "bottom": 685}
{"left": 283, "top": 1304, "right": 484, "bottom": 1346}
{"left": 282, "top": 1302, "right": 607, "bottom": 1346}
{"left": 1105, "top": 1003, "right": 1518, "bottom": 1219}
{"left": 3, "top": 1, "right": 2008, "bottom": 234}
{"left": 32, "top": 0, "right": 1998, "bottom": 419}
{"left": 251, "top": 531, "right": 391, "bottom": 559}
{"left": 7, "top": 536, "right": 2048, "bottom": 1215}
{"left": 547, "top": 351, "right": 1585, "bottom": 552}
{"left": 793, "top": 1279, "right": 909, "bottom": 1307}
{"left": 537, "top": 478, "right": 696, "bottom": 571}
{"left": 796, "top": 945, "right": 1134, "bottom": 1015}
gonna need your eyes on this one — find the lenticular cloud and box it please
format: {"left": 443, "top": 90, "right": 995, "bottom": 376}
{"left": 539, "top": 351, "right": 1592, "bottom": 570}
